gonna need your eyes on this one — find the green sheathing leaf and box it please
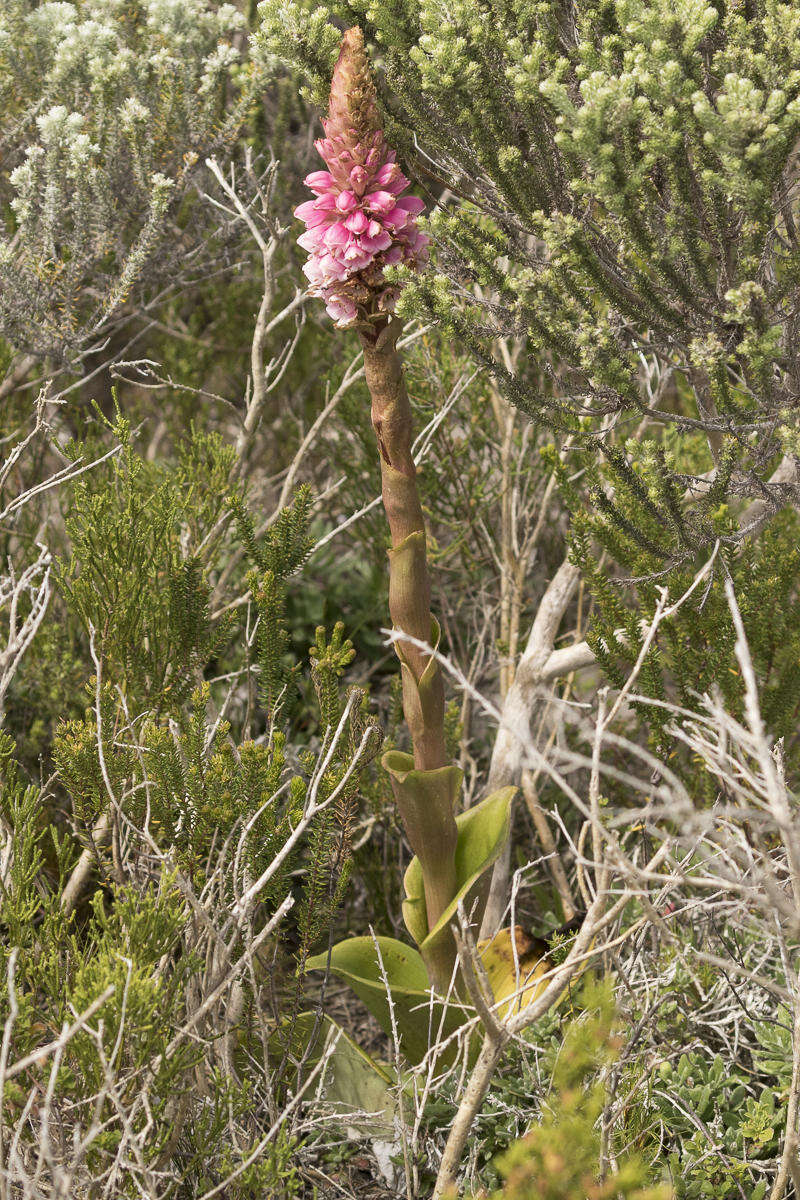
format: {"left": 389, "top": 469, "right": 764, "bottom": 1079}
{"left": 382, "top": 749, "right": 462, "bottom": 953}
{"left": 403, "top": 785, "right": 516, "bottom": 955}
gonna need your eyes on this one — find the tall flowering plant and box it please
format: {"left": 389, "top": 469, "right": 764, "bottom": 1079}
{"left": 297, "top": 29, "right": 533, "bottom": 1049}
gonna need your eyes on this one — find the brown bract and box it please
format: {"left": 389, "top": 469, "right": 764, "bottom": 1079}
{"left": 325, "top": 27, "right": 385, "bottom": 148}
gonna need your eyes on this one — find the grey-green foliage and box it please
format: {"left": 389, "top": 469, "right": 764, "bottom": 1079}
{"left": 546, "top": 432, "right": 800, "bottom": 770}
{"left": 390, "top": 977, "right": 669, "bottom": 1197}
{"left": 0, "top": 745, "right": 206, "bottom": 1179}
{"left": 0, "top": 731, "right": 73, "bottom": 954}
{"left": 0, "top": 0, "right": 253, "bottom": 360}
{"left": 260, "top": 0, "right": 800, "bottom": 535}
{"left": 653, "top": 1053, "right": 775, "bottom": 1199}
{"left": 603, "top": 931, "right": 795, "bottom": 1200}
{"left": 232, "top": 488, "right": 384, "bottom": 966}
{"left": 231, "top": 485, "right": 314, "bottom": 725}
{"left": 473, "top": 980, "right": 669, "bottom": 1200}
{"left": 295, "top": 621, "right": 368, "bottom": 963}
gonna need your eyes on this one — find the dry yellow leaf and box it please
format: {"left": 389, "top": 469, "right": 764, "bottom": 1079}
{"left": 478, "top": 925, "right": 550, "bottom": 1020}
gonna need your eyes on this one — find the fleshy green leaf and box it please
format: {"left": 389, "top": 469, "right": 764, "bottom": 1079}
{"left": 383, "top": 750, "right": 462, "bottom": 949}
{"left": 478, "top": 925, "right": 550, "bottom": 1020}
{"left": 272, "top": 1011, "right": 397, "bottom": 1137}
{"left": 305, "top": 936, "right": 469, "bottom": 1065}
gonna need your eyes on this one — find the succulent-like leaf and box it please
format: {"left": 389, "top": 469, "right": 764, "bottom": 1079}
{"left": 383, "top": 749, "right": 462, "bottom": 951}
{"left": 305, "top": 936, "right": 469, "bottom": 1065}
{"left": 272, "top": 1011, "right": 398, "bottom": 1137}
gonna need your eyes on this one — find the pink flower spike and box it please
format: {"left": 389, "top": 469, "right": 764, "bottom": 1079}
{"left": 346, "top": 255, "right": 373, "bottom": 275}
{"left": 387, "top": 172, "right": 410, "bottom": 194}
{"left": 326, "top": 295, "right": 358, "bottom": 324}
{"left": 361, "top": 230, "right": 393, "bottom": 253}
{"left": 373, "top": 162, "right": 398, "bottom": 186}
{"left": 320, "top": 252, "right": 349, "bottom": 281}
{"left": 302, "top": 258, "right": 324, "bottom": 284}
{"left": 298, "top": 229, "right": 325, "bottom": 253}
{"left": 397, "top": 195, "right": 425, "bottom": 215}
{"left": 324, "top": 222, "right": 351, "bottom": 248}
{"left": 294, "top": 27, "right": 428, "bottom": 325}
{"left": 294, "top": 200, "right": 329, "bottom": 228}
{"left": 313, "top": 193, "right": 338, "bottom": 212}
{"left": 384, "top": 206, "right": 410, "bottom": 229}
{"left": 349, "top": 165, "right": 369, "bottom": 192}
{"left": 294, "top": 199, "right": 317, "bottom": 220}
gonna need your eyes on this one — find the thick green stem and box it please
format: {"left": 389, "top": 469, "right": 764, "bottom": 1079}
{"left": 361, "top": 319, "right": 458, "bottom": 948}
{"left": 361, "top": 321, "right": 445, "bottom": 764}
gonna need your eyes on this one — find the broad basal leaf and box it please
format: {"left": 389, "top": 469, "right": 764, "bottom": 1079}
{"left": 271, "top": 1011, "right": 397, "bottom": 1138}
{"left": 305, "top": 936, "right": 469, "bottom": 1065}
